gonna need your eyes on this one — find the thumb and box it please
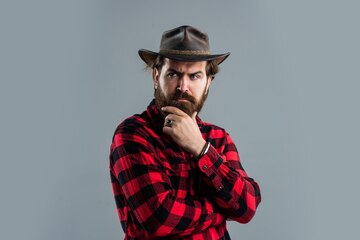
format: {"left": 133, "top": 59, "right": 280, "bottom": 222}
{"left": 192, "top": 111, "right": 198, "bottom": 122}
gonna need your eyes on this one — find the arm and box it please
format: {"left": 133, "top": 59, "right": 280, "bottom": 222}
{"left": 197, "top": 133, "right": 261, "bottom": 223}
{"left": 110, "top": 130, "right": 226, "bottom": 237}
{"left": 159, "top": 106, "right": 261, "bottom": 223}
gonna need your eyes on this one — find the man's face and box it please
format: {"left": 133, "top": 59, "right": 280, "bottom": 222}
{"left": 153, "top": 58, "right": 212, "bottom": 117}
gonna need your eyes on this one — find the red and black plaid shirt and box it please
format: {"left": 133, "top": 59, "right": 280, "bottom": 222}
{"left": 110, "top": 100, "right": 261, "bottom": 239}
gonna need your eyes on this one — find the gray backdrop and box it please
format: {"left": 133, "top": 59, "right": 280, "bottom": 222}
{"left": 1, "top": 0, "right": 359, "bottom": 239}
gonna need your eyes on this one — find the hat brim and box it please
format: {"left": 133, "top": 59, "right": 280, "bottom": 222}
{"left": 138, "top": 49, "right": 230, "bottom": 67}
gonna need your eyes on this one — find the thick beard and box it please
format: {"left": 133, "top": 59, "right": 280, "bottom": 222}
{"left": 154, "top": 86, "right": 208, "bottom": 117}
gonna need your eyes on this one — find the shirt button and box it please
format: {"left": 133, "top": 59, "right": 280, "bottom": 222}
{"left": 217, "top": 186, "right": 223, "bottom": 191}
{"left": 202, "top": 165, "right": 208, "bottom": 170}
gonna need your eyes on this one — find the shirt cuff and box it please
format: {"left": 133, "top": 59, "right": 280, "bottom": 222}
{"left": 197, "top": 145, "right": 224, "bottom": 191}
{"left": 197, "top": 145, "right": 222, "bottom": 171}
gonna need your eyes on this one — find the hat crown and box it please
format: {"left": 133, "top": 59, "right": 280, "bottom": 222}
{"left": 138, "top": 25, "right": 230, "bottom": 66}
{"left": 159, "top": 25, "right": 210, "bottom": 54}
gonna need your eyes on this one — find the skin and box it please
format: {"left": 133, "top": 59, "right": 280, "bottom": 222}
{"left": 153, "top": 59, "right": 212, "bottom": 157}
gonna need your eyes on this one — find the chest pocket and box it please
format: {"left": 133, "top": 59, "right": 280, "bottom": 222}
{"left": 161, "top": 154, "right": 191, "bottom": 199}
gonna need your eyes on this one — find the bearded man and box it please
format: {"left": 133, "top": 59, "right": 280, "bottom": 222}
{"left": 109, "top": 25, "right": 261, "bottom": 240}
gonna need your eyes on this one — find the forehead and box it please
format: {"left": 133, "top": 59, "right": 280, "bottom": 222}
{"left": 163, "top": 59, "right": 207, "bottom": 72}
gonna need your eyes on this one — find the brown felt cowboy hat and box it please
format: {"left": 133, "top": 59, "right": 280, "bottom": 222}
{"left": 138, "top": 25, "right": 230, "bottom": 67}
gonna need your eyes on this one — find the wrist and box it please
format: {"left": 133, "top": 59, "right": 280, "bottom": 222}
{"left": 195, "top": 141, "right": 210, "bottom": 160}
{"left": 193, "top": 139, "right": 206, "bottom": 157}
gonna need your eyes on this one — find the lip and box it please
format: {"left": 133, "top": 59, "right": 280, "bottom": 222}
{"left": 177, "top": 99, "right": 190, "bottom": 103}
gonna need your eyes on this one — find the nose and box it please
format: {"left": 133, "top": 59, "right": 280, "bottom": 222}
{"left": 177, "top": 76, "right": 189, "bottom": 93}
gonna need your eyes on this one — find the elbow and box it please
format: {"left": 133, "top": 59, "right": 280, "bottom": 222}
{"left": 237, "top": 211, "right": 256, "bottom": 224}
{"left": 239, "top": 182, "right": 261, "bottom": 223}
{"left": 231, "top": 195, "right": 261, "bottom": 224}
{"left": 230, "top": 208, "right": 258, "bottom": 224}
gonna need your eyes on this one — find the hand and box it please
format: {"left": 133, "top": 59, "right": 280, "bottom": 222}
{"left": 162, "top": 106, "right": 206, "bottom": 156}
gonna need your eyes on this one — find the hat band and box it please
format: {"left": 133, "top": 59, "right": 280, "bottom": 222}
{"left": 159, "top": 49, "right": 211, "bottom": 56}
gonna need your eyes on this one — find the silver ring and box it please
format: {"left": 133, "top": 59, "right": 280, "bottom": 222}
{"left": 165, "top": 119, "right": 173, "bottom": 127}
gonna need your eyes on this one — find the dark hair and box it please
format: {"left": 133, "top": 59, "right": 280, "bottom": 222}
{"left": 150, "top": 56, "right": 166, "bottom": 72}
{"left": 149, "top": 56, "right": 220, "bottom": 79}
{"left": 205, "top": 60, "right": 219, "bottom": 79}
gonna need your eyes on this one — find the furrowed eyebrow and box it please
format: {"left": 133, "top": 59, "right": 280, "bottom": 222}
{"left": 166, "top": 68, "right": 182, "bottom": 74}
{"left": 166, "top": 69, "right": 204, "bottom": 76}
{"left": 189, "top": 71, "right": 203, "bottom": 76}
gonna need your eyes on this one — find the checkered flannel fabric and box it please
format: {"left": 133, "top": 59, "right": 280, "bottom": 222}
{"left": 110, "top": 100, "right": 261, "bottom": 239}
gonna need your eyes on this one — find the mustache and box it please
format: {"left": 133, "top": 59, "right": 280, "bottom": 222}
{"left": 169, "top": 91, "right": 196, "bottom": 104}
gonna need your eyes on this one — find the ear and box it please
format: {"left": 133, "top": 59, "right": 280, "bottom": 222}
{"left": 152, "top": 68, "right": 159, "bottom": 89}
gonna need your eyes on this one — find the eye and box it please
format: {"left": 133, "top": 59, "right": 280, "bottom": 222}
{"left": 167, "top": 72, "right": 179, "bottom": 79}
{"left": 190, "top": 73, "right": 202, "bottom": 80}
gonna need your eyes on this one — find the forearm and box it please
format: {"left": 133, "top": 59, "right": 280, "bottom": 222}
{"left": 137, "top": 188, "right": 225, "bottom": 236}
{"left": 196, "top": 143, "right": 261, "bottom": 223}
{"left": 111, "top": 142, "right": 225, "bottom": 237}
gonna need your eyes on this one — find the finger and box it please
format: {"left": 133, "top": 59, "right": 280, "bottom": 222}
{"left": 162, "top": 125, "right": 173, "bottom": 135}
{"left": 164, "top": 114, "right": 181, "bottom": 123}
{"left": 164, "top": 114, "right": 182, "bottom": 128}
{"left": 161, "top": 106, "right": 187, "bottom": 116}
{"left": 164, "top": 118, "right": 173, "bottom": 127}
